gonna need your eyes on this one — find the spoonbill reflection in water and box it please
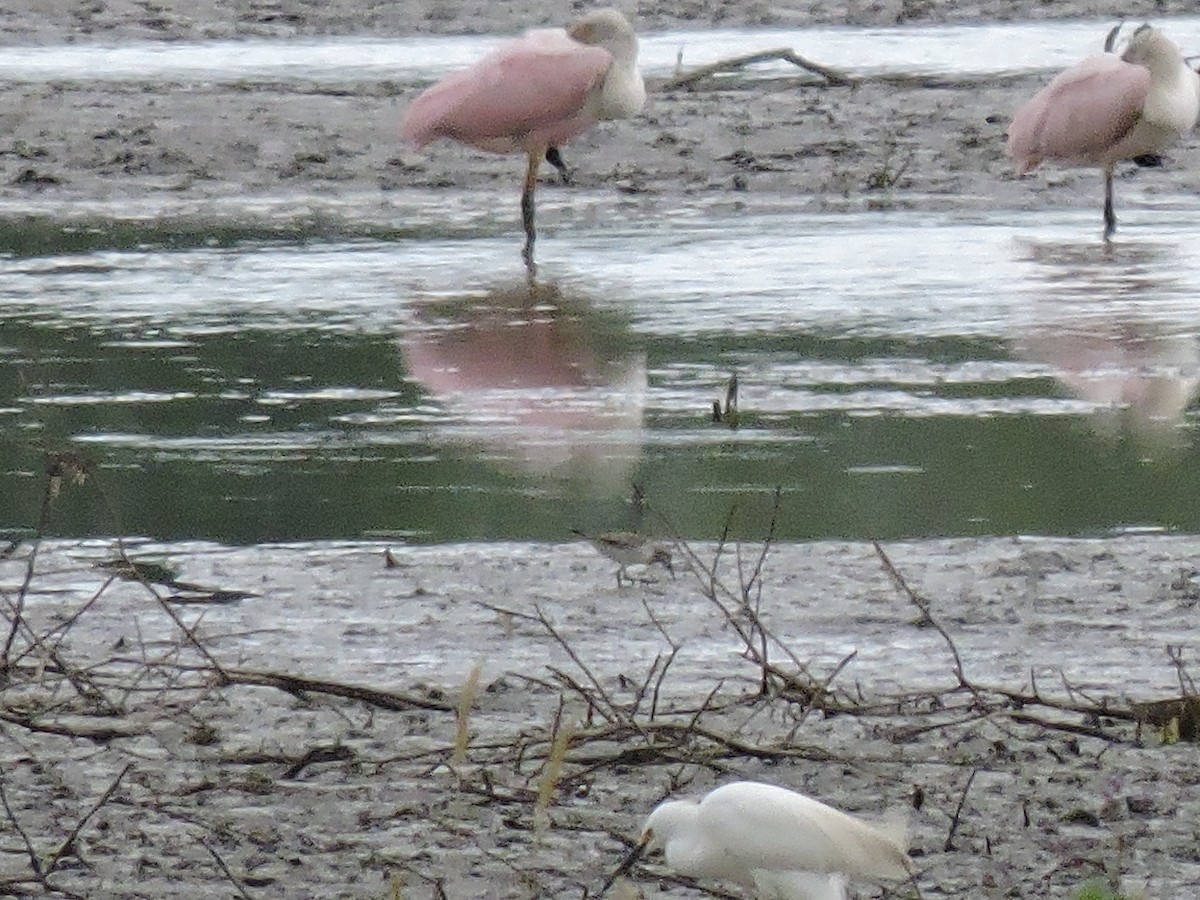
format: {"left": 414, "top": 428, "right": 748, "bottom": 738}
{"left": 1007, "top": 23, "right": 1200, "bottom": 241}
{"left": 399, "top": 9, "right": 645, "bottom": 271}
{"left": 402, "top": 280, "right": 646, "bottom": 488}
{"left": 601, "top": 781, "right": 915, "bottom": 899}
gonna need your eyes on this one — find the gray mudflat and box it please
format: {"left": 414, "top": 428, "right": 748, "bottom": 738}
{"left": 3, "top": 534, "right": 1199, "bottom": 897}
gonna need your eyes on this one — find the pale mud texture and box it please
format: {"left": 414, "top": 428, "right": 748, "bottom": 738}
{"left": 3, "top": 535, "right": 1200, "bottom": 898}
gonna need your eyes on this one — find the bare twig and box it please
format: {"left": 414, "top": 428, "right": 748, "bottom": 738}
{"left": 1, "top": 453, "right": 73, "bottom": 674}
{"left": 667, "top": 47, "right": 852, "bottom": 89}
{"left": 944, "top": 767, "right": 977, "bottom": 852}
{"left": 0, "top": 775, "right": 43, "bottom": 878}
{"left": 534, "top": 603, "right": 622, "bottom": 723}
{"left": 0, "top": 709, "right": 146, "bottom": 742}
{"left": 201, "top": 839, "right": 255, "bottom": 899}
{"left": 44, "top": 762, "right": 133, "bottom": 878}
{"left": 874, "top": 541, "right": 969, "bottom": 688}
{"left": 1167, "top": 645, "right": 1198, "bottom": 696}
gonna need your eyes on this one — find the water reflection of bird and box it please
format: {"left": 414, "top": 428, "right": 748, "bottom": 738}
{"left": 399, "top": 9, "right": 646, "bottom": 271}
{"left": 1015, "top": 239, "right": 1200, "bottom": 444}
{"left": 571, "top": 529, "right": 674, "bottom": 588}
{"left": 1015, "top": 326, "right": 1200, "bottom": 443}
{"left": 601, "top": 781, "right": 914, "bottom": 900}
{"left": 1007, "top": 23, "right": 1200, "bottom": 241}
{"left": 402, "top": 281, "right": 646, "bottom": 488}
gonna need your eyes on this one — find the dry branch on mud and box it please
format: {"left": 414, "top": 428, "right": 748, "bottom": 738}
{"left": 665, "top": 48, "right": 853, "bottom": 89}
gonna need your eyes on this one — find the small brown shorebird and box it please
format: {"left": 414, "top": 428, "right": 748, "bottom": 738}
{"left": 571, "top": 529, "right": 674, "bottom": 587}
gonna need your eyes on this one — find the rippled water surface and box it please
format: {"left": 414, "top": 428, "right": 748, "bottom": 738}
{"left": 4, "top": 13, "right": 1200, "bottom": 543}
{"left": 3, "top": 202, "right": 1200, "bottom": 543}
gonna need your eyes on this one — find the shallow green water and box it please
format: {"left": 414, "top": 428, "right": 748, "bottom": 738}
{"left": 2, "top": 208, "right": 1199, "bottom": 544}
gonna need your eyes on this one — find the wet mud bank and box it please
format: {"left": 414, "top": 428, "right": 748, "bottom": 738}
{"left": 0, "top": 5, "right": 1198, "bottom": 241}
{"left": 3, "top": 534, "right": 1200, "bottom": 897}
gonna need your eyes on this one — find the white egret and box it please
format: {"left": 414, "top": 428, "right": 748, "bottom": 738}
{"left": 601, "top": 781, "right": 916, "bottom": 899}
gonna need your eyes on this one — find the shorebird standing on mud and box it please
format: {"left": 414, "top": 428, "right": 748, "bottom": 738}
{"left": 572, "top": 529, "right": 675, "bottom": 588}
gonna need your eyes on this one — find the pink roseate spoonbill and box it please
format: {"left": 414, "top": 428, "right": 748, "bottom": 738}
{"left": 1007, "top": 23, "right": 1200, "bottom": 241}
{"left": 399, "top": 9, "right": 646, "bottom": 271}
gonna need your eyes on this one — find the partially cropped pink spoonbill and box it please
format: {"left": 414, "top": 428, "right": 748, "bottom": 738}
{"left": 1007, "top": 23, "right": 1200, "bottom": 241}
{"left": 601, "top": 781, "right": 915, "bottom": 899}
{"left": 400, "top": 9, "right": 645, "bottom": 271}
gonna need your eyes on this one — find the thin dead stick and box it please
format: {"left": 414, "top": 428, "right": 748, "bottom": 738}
{"left": 944, "top": 767, "right": 977, "bottom": 852}
{"left": 1007, "top": 713, "right": 1126, "bottom": 741}
{"left": 645, "top": 494, "right": 809, "bottom": 677}
{"left": 0, "top": 709, "right": 146, "bottom": 742}
{"left": 221, "top": 667, "right": 455, "bottom": 712}
{"left": 44, "top": 762, "right": 133, "bottom": 878}
{"left": 114, "top": 536, "right": 231, "bottom": 683}
{"left": 648, "top": 649, "right": 678, "bottom": 722}
{"left": 873, "top": 541, "right": 969, "bottom": 688}
{"left": 80, "top": 464, "right": 232, "bottom": 682}
{"left": 635, "top": 596, "right": 681, "bottom": 721}
{"left": 742, "top": 487, "right": 783, "bottom": 694}
{"left": 548, "top": 666, "right": 613, "bottom": 725}
{"left": 0, "top": 461, "right": 57, "bottom": 670}
{"left": 0, "top": 776, "right": 43, "bottom": 878}
{"left": 201, "top": 839, "right": 255, "bottom": 900}
{"left": 686, "top": 681, "right": 727, "bottom": 732}
{"left": 1166, "top": 644, "right": 1198, "bottom": 695}
{"left": 494, "top": 601, "right": 623, "bottom": 723}
{"left": 638, "top": 594, "right": 678, "bottom": 649}
{"left": 3, "top": 575, "right": 124, "bottom": 716}
{"left": 125, "top": 661, "right": 455, "bottom": 712}
{"left": 0, "top": 589, "right": 116, "bottom": 711}
{"left": 627, "top": 652, "right": 663, "bottom": 719}
{"left": 13, "top": 574, "right": 117, "bottom": 667}
{"left": 667, "top": 47, "right": 852, "bottom": 88}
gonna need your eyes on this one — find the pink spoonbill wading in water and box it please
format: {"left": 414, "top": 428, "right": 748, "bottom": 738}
{"left": 1007, "top": 23, "right": 1200, "bottom": 242}
{"left": 399, "top": 9, "right": 646, "bottom": 272}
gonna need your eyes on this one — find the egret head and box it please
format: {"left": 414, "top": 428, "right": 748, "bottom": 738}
{"left": 640, "top": 798, "right": 697, "bottom": 851}
{"left": 598, "top": 799, "right": 695, "bottom": 895}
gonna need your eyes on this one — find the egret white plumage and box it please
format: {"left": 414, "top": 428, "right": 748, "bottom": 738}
{"left": 601, "top": 781, "right": 915, "bottom": 899}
